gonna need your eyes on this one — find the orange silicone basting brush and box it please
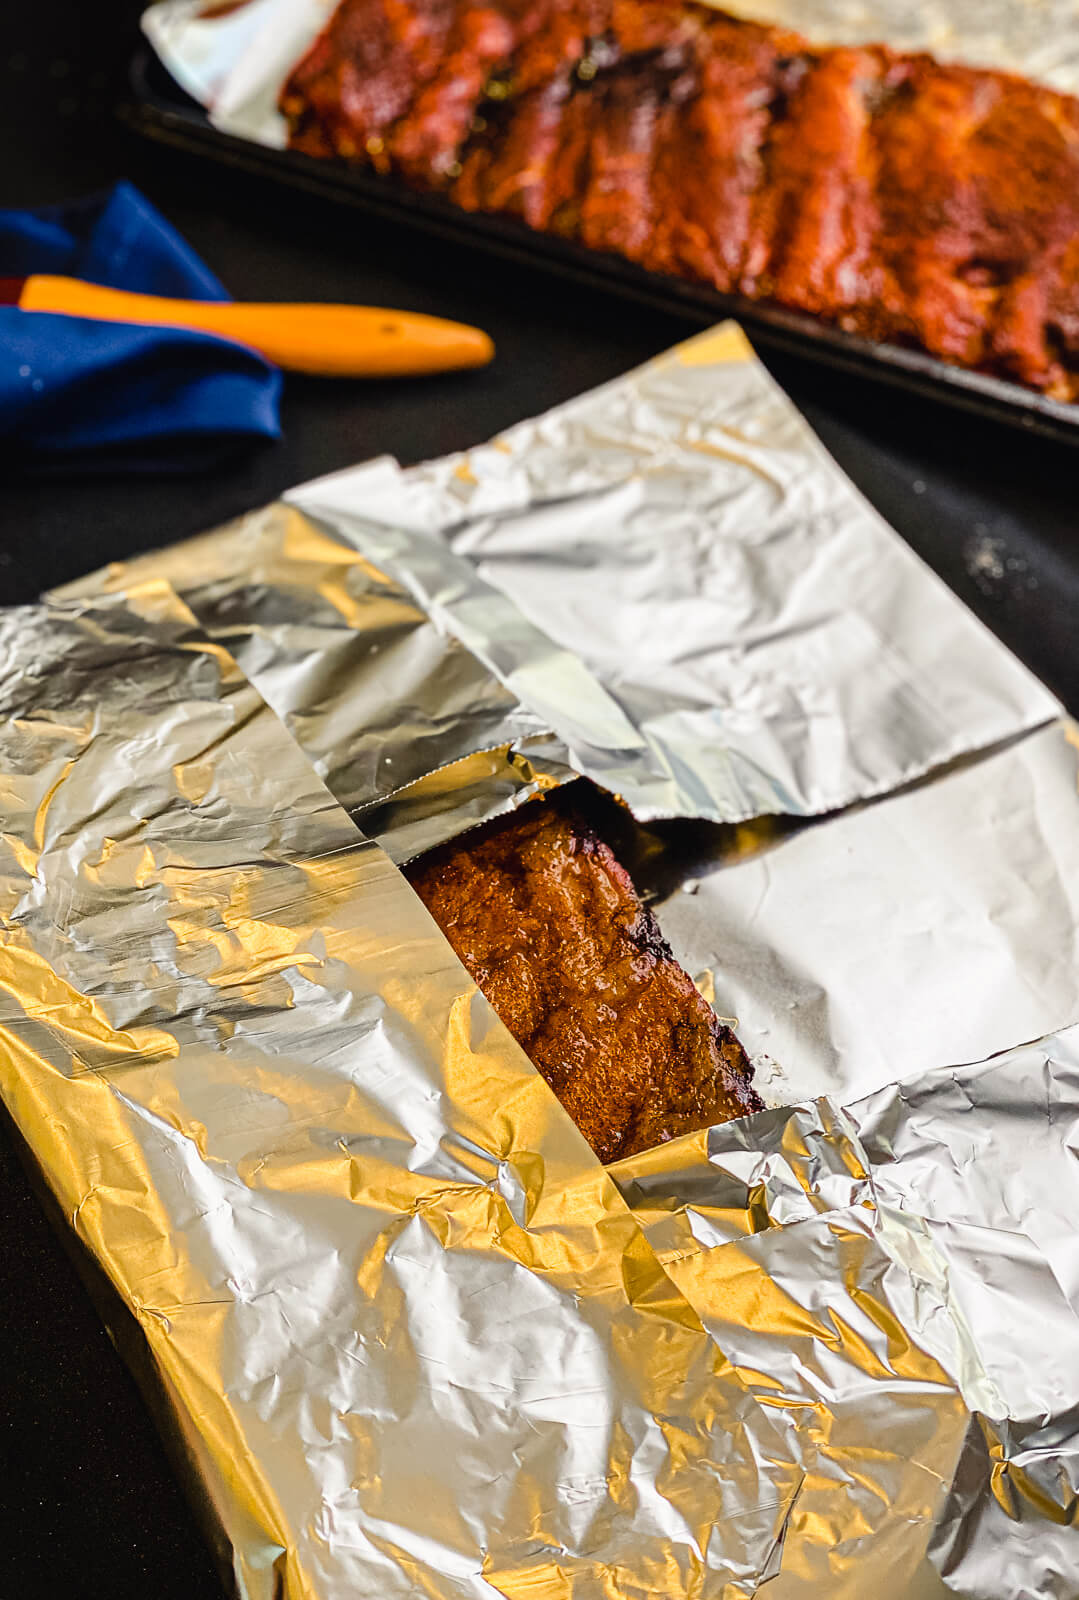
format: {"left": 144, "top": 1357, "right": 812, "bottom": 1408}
{"left": 0, "top": 274, "right": 494, "bottom": 376}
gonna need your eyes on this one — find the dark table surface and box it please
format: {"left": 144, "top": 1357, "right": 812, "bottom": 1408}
{"left": 3, "top": 4, "right": 1078, "bottom": 1597}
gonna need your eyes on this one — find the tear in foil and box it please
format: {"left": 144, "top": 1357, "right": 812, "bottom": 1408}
{"left": 286, "top": 325, "right": 1057, "bottom": 824}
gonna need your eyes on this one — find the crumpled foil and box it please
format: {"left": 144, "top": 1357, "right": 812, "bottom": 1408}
{"left": 61, "top": 326, "right": 1059, "bottom": 837}
{"left": 0, "top": 582, "right": 806, "bottom": 1599}
{"left": 610, "top": 1025, "right": 1079, "bottom": 1598}
{"left": 285, "top": 325, "right": 1057, "bottom": 826}
{"left": 29, "top": 323, "right": 1079, "bottom": 1596}
{"left": 142, "top": 0, "right": 1079, "bottom": 153}
{"left": 56, "top": 328, "right": 1079, "bottom": 1107}
{"left": 5, "top": 582, "right": 1074, "bottom": 1594}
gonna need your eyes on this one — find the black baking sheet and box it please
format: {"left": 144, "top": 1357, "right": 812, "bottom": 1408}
{"left": 128, "top": 45, "right": 1079, "bottom": 445}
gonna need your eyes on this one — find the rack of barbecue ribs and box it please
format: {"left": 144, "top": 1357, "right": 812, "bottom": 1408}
{"left": 280, "top": 0, "right": 1079, "bottom": 401}
{"left": 406, "top": 786, "right": 762, "bottom": 1164}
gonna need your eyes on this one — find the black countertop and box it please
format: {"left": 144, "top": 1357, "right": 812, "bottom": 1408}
{"left": 3, "top": 5, "right": 1077, "bottom": 1597}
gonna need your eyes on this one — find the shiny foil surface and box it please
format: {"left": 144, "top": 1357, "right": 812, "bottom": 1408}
{"left": 286, "top": 326, "right": 1057, "bottom": 826}
{"left": 56, "top": 499, "right": 550, "bottom": 822}
{"left": 60, "top": 327, "right": 1058, "bottom": 856}
{"left": 55, "top": 501, "right": 578, "bottom": 862}
{"left": 0, "top": 583, "right": 804, "bottom": 1599}
{"left": 610, "top": 1027, "right": 1079, "bottom": 1597}
{"left": 648, "top": 718, "right": 1079, "bottom": 1105}
{"left": 57, "top": 329, "right": 1079, "bottom": 1105}
{"left": 67, "top": 328, "right": 1055, "bottom": 833}
{"left": 22, "top": 321, "right": 1079, "bottom": 1599}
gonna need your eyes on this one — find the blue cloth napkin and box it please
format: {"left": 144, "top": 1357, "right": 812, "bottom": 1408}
{"left": 0, "top": 182, "right": 282, "bottom": 473}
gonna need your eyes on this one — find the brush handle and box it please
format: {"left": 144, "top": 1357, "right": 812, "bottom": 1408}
{"left": 19, "top": 275, "right": 494, "bottom": 377}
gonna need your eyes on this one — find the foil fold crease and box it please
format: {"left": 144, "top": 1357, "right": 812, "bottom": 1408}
{"left": 285, "top": 325, "right": 1057, "bottom": 826}
{"left": 611, "top": 1029, "right": 1079, "bottom": 1597}
{"left": 60, "top": 325, "right": 1058, "bottom": 845}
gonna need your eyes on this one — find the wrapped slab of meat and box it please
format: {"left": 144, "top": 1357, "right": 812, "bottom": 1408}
{"left": 406, "top": 786, "right": 762, "bottom": 1163}
{"left": 280, "top": 0, "right": 1079, "bottom": 401}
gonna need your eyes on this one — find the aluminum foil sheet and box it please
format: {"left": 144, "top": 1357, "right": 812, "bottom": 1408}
{"left": 8, "top": 565, "right": 1074, "bottom": 1596}
{"left": 54, "top": 498, "right": 573, "bottom": 850}
{"left": 28, "top": 324, "right": 1079, "bottom": 1593}
{"left": 58, "top": 332, "right": 1079, "bottom": 1113}
{"left": 0, "top": 582, "right": 809, "bottom": 1599}
{"left": 647, "top": 718, "right": 1079, "bottom": 1106}
{"left": 609, "top": 1025, "right": 1079, "bottom": 1597}
{"left": 14, "top": 588, "right": 1079, "bottom": 1598}
{"left": 60, "top": 327, "right": 1058, "bottom": 846}
{"left": 286, "top": 325, "right": 1057, "bottom": 826}
{"left": 142, "top": 0, "right": 1079, "bottom": 152}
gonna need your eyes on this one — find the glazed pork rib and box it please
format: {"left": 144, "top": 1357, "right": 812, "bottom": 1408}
{"left": 281, "top": 0, "right": 1079, "bottom": 400}
{"left": 406, "top": 787, "right": 762, "bottom": 1163}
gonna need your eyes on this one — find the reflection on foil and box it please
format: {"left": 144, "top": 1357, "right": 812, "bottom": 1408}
{"left": 646, "top": 719, "right": 1079, "bottom": 1106}
{"left": 35, "top": 321, "right": 1079, "bottom": 1596}
{"left": 14, "top": 582, "right": 1079, "bottom": 1596}
{"left": 352, "top": 737, "right": 576, "bottom": 863}
{"left": 59, "top": 328, "right": 1058, "bottom": 845}
{"left": 288, "top": 325, "right": 1057, "bottom": 824}
{"left": 54, "top": 497, "right": 561, "bottom": 835}
{"left": 0, "top": 584, "right": 802, "bottom": 1599}
{"left": 611, "top": 1028, "right": 1079, "bottom": 1598}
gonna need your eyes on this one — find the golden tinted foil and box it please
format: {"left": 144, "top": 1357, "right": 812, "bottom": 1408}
{"left": 34, "top": 321, "right": 1079, "bottom": 1596}
{"left": 60, "top": 328, "right": 1059, "bottom": 846}
{"left": 12, "top": 582, "right": 1077, "bottom": 1599}
{"left": 611, "top": 1030, "right": 1079, "bottom": 1599}
{"left": 0, "top": 584, "right": 802, "bottom": 1598}
{"left": 57, "top": 500, "right": 552, "bottom": 822}
{"left": 55, "top": 499, "right": 578, "bottom": 867}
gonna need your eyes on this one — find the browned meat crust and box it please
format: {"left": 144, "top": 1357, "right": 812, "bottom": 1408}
{"left": 281, "top": 0, "right": 1079, "bottom": 401}
{"left": 405, "top": 787, "right": 762, "bottom": 1163}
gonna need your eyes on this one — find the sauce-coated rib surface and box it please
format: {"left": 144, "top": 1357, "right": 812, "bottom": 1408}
{"left": 406, "top": 788, "right": 762, "bottom": 1164}
{"left": 282, "top": 0, "right": 1079, "bottom": 400}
